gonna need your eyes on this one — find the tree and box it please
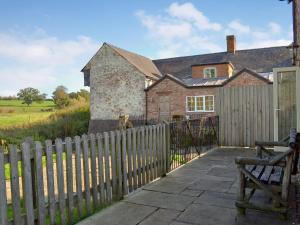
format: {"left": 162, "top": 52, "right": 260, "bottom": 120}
{"left": 17, "top": 87, "right": 46, "bottom": 106}
{"left": 77, "top": 89, "right": 90, "bottom": 101}
{"left": 52, "top": 85, "right": 71, "bottom": 109}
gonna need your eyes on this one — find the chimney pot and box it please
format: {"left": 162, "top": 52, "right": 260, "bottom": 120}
{"left": 227, "top": 35, "right": 236, "bottom": 54}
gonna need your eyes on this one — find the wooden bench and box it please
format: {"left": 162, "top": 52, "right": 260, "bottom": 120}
{"left": 235, "top": 128, "right": 299, "bottom": 219}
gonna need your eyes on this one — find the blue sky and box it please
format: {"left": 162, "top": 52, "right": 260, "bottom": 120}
{"left": 0, "top": 0, "right": 293, "bottom": 96}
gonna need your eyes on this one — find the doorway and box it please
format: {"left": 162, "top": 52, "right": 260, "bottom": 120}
{"left": 159, "top": 96, "right": 170, "bottom": 121}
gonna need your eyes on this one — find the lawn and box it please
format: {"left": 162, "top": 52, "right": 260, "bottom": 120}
{"left": 0, "top": 100, "right": 56, "bottom": 128}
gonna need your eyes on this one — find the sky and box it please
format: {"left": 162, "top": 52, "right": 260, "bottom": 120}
{"left": 0, "top": 0, "right": 293, "bottom": 96}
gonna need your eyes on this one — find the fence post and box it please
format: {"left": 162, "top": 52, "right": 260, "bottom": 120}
{"left": 164, "top": 122, "right": 171, "bottom": 173}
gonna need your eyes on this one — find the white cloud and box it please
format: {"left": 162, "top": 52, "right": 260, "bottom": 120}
{"left": 0, "top": 30, "right": 98, "bottom": 96}
{"left": 268, "top": 22, "right": 281, "bottom": 34}
{"left": 167, "top": 2, "right": 221, "bottom": 31}
{"left": 136, "top": 11, "right": 192, "bottom": 41}
{"left": 228, "top": 20, "right": 250, "bottom": 34}
{"left": 136, "top": 2, "right": 223, "bottom": 58}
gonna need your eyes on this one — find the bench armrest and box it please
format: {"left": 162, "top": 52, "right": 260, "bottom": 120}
{"left": 255, "top": 141, "right": 288, "bottom": 147}
{"left": 235, "top": 157, "right": 270, "bottom": 166}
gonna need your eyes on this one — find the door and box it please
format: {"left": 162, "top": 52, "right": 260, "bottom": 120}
{"left": 273, "top": 67, "right": 300, "bottom": 141}
{"left": 159, "top": 96, "right": 170, "bottom": 121}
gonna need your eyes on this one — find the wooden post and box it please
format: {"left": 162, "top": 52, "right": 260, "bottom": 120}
{"left": 293, "top": 0, "right": 300, "bottom": 66}
{"left": 237, "top": 165, "right": 246, "bottom": 215}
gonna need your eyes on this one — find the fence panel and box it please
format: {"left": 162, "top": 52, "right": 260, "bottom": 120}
{"left": 216, "top": 85, "right": 274, "bottom": 147}
{"left": 0, "top": 120, "right": 219, "bottom": 225}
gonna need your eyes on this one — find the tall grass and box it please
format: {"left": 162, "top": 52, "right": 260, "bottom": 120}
{"left": 0, "top": 100, "right": 90, "bottom": 145}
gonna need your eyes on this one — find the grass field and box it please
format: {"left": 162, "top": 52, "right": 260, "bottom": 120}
{"left": 0, "top": 100, "right": 56, "bottom": 128}
{"left": 0, "top": 99, "right": 90, "bottom": 145}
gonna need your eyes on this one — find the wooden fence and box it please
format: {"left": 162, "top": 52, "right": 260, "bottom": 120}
{"left": 0, "top": 124, "right": 169, "bottom": 225}
{"left": 216, "top": 85, "right": 274, "bottom": 147}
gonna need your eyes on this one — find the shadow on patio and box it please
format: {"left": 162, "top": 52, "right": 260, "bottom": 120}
{"left": 76, "top": 148, "right": 297, "bottom": 225}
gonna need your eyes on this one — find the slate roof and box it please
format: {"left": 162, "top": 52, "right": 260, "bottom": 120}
{"left": 82, "top": 43, "right": 162, "bottom": 80}
{"left": 182, "top": 77, "right": 227, "bottom": 87}
{"left": 108, "top": 44, "right": 162, "bottom": 79}
{"left": 153, "top": 46, "right": 293, "bottom": 80}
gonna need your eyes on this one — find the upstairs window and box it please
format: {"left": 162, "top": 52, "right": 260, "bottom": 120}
{"left": 186, "top": 96, "right": 214, "bottom": 112}
{"left": 203, "top": 67, "right": 217, "bottom": 78}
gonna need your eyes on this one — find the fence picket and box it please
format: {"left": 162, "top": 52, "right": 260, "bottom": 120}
{"left": 9, "top": 145, "right": 22, "bottom": 225}
{"left": 74, "top": 136, "right": 83, "bottom": 218}
{"left": 110, "top": 131, "right": 117, "bottom": 200}
{"left": 132, "top": 128, "right": 138, "bottom": 190}
{"left": 121, "top": 130, "right": 129, "bottom": 195}
{"left": 96, "top": 134, "right": 105, "bottom": 204}
{"left": 55, "top": 139, "right": 67, "bottom": 225}
{"left": 82, "top": 135, "right": 91, "bottom": 214}
{"left": 148, "top": 126, "right": 153, "bottom": 181}
{"left": 0, "top": 148, "right": 7, "bottom": 225}
{"left": 127, "top": 129, "right": 133, "bottom": 192}
{"left": 22, "top": 142, "right": 35, "bottom": 225}
{"left": 65, "top": 137, "right": 74, "bottom": 223}
{"left": 104, "top": 132, "right": 112, "bottom": 202}
{"left": 89, "top": 133, "right": 99, "bottom": 209}
{"left": 115, "top": 131, "right": 123, "bottom": 199}
{"left": 141, "top": 127, "right": 146, "bottom": 185}
{"left": 45, "top": 140, "right": 56, "bottom": 225}
{"left": 35, "top": 142, "right": 46, "bottom": 225}
{"left": 152, "top": 126, "right": 157, "bottom": 179}
{"left": 137, "top": 128, "right": 142, "bottom": 187}
{"left": 144, "top": 127, "right": 149, "bottom": 183}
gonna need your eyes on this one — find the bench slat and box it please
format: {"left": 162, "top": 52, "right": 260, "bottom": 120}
{"left": 269, "top": 166, "right": 283, "bottom": 185}
{"left": 259, "top": 166, "right": 273, "bottom": 183}
{"left": 252, "top": 165, "right": 265, "bottom": 179}
{"left": 246, "top": 165, "right": 256, "bottom": 173}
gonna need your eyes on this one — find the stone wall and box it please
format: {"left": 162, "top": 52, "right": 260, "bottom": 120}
{"left": 89, "top": 44, "right": 146, "bottom": 122}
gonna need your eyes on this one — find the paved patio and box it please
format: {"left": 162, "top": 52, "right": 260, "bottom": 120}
{"left": 76, "top": 148, "right": 297, "bottom": 225}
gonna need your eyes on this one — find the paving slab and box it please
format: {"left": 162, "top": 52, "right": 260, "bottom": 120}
{"left": 180, "top": 188, "right": 204, "bottom": 197}
{"left": 139, "top": 208, "right": 181, "bottom": 225}
{"left": 177, "top": 203, "right": 236, "bottom": 225}
{"left": 188, "top": 178, "right": 234, "bottom": 192}
{"left": 76, "top": 202, "right": 157, "bottom": 225}
{"left": 194, "top": 191, "right": 236, "bottom": 209}
{"left": 142, "top": 179, "right": 190, "bottom": 194}
{"left": 169, "top": 221, "right": 194, "bottom": 225}
{"left": 206, "top": 167, "right": 238, "bottom": 178}
{"left": 125, "top": 190, "right": 195, "bottom": 211}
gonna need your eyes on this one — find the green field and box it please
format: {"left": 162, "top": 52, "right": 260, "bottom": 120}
{"left": 0, "top": 100, "right": 56, "bottom": 128}
{"left": 0, "top": 99, "right": 90, "bottom": 145}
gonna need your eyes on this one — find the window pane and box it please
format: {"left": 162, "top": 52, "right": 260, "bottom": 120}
{"left": 187, "top": 97, "right": 195, "bottom": 111}
{"left": 196, "top": 96, "right": 204, "bottom": 111}
{"left": 205, "top": 96, "right": 214, "bottom": 111}
{"left": 210, "top": 69, "right": 216, "bottom": 78}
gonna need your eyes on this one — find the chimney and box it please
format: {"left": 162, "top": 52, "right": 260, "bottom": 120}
{"left": 226, "top": 35, "right": 236, "bottom": 53}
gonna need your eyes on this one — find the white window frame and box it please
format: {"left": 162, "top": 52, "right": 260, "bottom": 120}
{"left": 186, "top": 95, "right": 215, "bottom": 112}
{"left": 203, "top": 67, "right": 217, "bottom": 78}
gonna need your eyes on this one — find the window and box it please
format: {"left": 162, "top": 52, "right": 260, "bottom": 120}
{"left": 203, "top": 67, "right": 217, "bottom": 78}
{"left": 186, "top": 96, "right": 214, "bottom": 112}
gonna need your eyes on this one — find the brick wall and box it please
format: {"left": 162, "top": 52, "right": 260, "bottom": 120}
{"left": 146, "top": 77, "right": 217, "bottom": 120}
{"left": 191, "top": 63, "right": 234, "bottom": 78}
{"left": 224, "top": 71, "right": 268, "bottom": 87}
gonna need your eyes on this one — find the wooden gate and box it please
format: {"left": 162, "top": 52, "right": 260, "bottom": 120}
{"left": 216, "top": 85, "right": 274, "bottom": 147}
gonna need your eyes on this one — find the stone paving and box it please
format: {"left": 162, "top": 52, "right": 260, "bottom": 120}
{"left": 76, "top": 148, "right": 297, "bottom": 225}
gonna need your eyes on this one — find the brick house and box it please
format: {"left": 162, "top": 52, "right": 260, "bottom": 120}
{"left": 82, "top": 35, "right": 292, "bottom": 132}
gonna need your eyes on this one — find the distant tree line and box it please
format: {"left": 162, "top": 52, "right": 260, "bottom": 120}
{"left": 1, "top": 86, "right": 90, "bottom": 109}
